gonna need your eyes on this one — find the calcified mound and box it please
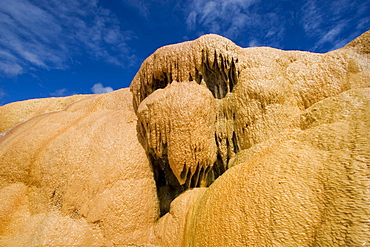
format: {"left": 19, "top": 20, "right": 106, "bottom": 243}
{"left": 0, "top": 31, "right": 369, "bottom": 246}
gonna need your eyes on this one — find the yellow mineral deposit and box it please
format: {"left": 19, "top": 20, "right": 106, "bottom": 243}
{"left": 0, "top": 30, "right": 369, "bottom": 246}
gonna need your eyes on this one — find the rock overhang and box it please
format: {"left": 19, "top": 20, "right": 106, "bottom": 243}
{"left": 130, "top": 34, "right": 246, "bottom": 215}
{"left": 131, "top": 34, "right": 244, "bottom": 191}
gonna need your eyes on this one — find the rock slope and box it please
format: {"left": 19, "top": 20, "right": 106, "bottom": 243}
{"left": 0, "top": 30, "right": 369, "bottom": 246}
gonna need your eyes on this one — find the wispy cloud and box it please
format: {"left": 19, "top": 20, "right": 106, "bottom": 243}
{"left": 184, "top": 0, "right": 369, "bottom": 52}
{"left": 301, "top": 0, "right": 370, "bottom": 52}
{"left": 91, "top": 83, "right": 113, "bottom": 94}
{"left": 0, "top": 0, "right": 136, "bottom": 77}
{"left": 0, "top": 88, "right": 5, "bottom": 99}
{"left": 0, "top": 50, "right": 23, "bottom": 76}
{"left": 313, "top": 23, "right": 346, "bottom": 50}
{"left": 122, "top": 0, "right": 151, "bottom": 18}
{"left": 184, "top": 0, "right": 287, "bottom": 48}
{"left": 186, "top": 0, "right": 258, "bottom": 39}
{"left": 301, "top": 0, "right": 323, "bottom": 35}
{"left": 0, "top": 88, "right": 5, "bottom": 106}
{"left": 50, "top": 88, "right": 69, "bottom": 97}
{"left": 248, "top": 38, "right": 261, "bottom": 47}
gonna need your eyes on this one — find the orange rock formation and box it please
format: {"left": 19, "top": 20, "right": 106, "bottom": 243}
{"left": 0, "top": 30, "right": 369, "bottom": 246}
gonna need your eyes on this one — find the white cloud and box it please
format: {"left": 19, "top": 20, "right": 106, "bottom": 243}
{"left": 314, "top": 23, "right": 345, "bottom": 50}
{"left": 0, "top": 62, "right": 23, "bottom": 76}
{"left": 301, "top": 0, "right": 370, "bottom": 52}
{"left": 356, "top": 17, "right": 370, "bottom": 30}
{"left": 0, "top": 0, "right": 135, "bottom": 77}
{"left": 123, "top": 0, "right": 150, "bottom": 18}
{"left": 186, "top": 11, "right": 197, "bottom": 31}
{"left": 184, "top": 0, "right": 287, "bottom": 49}
{"left": 248, "top": 39, "right": 260, "bottom": 47}
{"left": 185, "top": 0, "right": 368, "bottom": 52}
{"left": 50, "top": 88, "right": 68, "bottom": 97}
{"left": 0, "top": 50, "right": 23, "bottom": 76}
{"left": 91, "top": 83, "right": 114, "bottom": 94}
{"left": 301, "top": 0, "right": 322, "bottom": 35}
{"left": 186, "top": 0, "right": 258, "bottom": 39}
{"left": 0, "top": 88, "right": 5, "bottom": 99}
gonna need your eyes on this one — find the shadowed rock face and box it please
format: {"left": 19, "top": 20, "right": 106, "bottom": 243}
{"left": 0, "top": 31, "right": 369, "bottom": 246}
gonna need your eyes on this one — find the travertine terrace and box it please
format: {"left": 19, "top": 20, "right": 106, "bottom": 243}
{"left": 0, "top": 31, "right": 369, "bottom": 246}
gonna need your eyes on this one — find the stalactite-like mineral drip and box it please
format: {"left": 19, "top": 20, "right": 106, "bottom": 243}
{"left": 130, "top": 34, "right": 240, "bottom": 110}
{"left": 137, "top": 81, "right": 217, "bottom": 186}
{"left": 131, "top": 34, "right": 244, "bottom": 215}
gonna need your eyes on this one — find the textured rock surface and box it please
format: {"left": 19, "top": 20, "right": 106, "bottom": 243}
{"left": 0, "top": 89, "right": 159, "bottom": 246}
{"left": 186, "top": 88, "right": 370, "bottom": 246}
{"left": 138, "top": 80, "right": 217, "bottom": 186}
{"left": 0, "top": 94, "right": 92, "bottom": 134}
{"left": 0, "top": 31, "right": 369, "bottom": 246}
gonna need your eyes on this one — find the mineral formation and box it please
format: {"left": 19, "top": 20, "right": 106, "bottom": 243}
{"left": 0, "top": 30, "right": 369, "bottom": 246}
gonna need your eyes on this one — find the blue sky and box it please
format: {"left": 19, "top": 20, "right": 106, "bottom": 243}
{"left": 0, "top": 0, "right": 369, "bottom": 105}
